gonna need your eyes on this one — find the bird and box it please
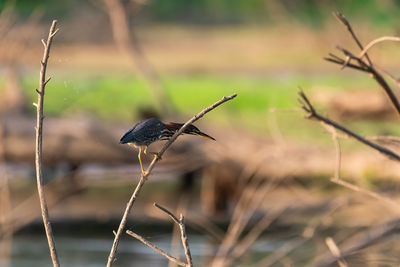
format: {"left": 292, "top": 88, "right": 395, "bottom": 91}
{"left": 120, "top": 118, "right": 215, "bottom": 175}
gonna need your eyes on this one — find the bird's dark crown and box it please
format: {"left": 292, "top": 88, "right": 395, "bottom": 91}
{"left": 165, "top": 122, "right": 215, "bottom": 140}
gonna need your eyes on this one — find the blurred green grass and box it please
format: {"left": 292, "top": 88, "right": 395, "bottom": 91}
{"left": 21, "top": 72, "right": 377, "bottom": 120}
{"left": 17, "top": 71, "right": 400, "bottom": 146}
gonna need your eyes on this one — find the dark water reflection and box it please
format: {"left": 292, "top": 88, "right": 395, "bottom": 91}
{"left": 6, "top": 231, "right": 280, "bottom": 267}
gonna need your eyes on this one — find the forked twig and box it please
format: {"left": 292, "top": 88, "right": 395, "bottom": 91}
{"left": 301, "top": 90, "right": 400, "bottom": 209}
{"left": 326, "top": 13, "right": 400, "bottom": 117}
{"left": 333, "top": 12, "right": 372, "bottom": 66}
{"left": 154, "top": 203, "right": 193, "bottom": 266}
{"left": 34, "top": 20, "right": 60, "bottom": 267}
{"left": 106, "top": 94, "right": 237, "bottom": 266}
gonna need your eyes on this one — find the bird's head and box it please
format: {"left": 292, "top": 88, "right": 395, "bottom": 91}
{"left": 184, "top": 124, "right": 216, "bottom": 140}
{"left": 166, "top": 122, "right": 216, "bottom": 141}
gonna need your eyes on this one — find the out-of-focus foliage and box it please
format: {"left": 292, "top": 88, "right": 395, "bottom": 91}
{"left": 2, "top": 0, "right": 400, "bottom": 26}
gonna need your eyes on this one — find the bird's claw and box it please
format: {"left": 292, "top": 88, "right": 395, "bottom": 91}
{"left": 151, "top": 152, "right": 161, "bottom": 160}
{"left": 142, "top": 170, "right": 149, "bottom": 177}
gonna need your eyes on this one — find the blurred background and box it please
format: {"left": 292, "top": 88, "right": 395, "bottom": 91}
{"left": 1, "top": 0, "right": 400, "bottom": 266}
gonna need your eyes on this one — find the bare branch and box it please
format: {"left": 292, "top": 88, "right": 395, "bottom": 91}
{"left": 179, "top": 214, "right": 193, "bottom": 267}
{"left": 333, "top": 12, "right": 372, "bottom": 66}
{"left": 330, "top": 178, "right": 400, "bottom": 209}
{"left": 154, "top": 203, "right": 193, "bottom": 267}
{"left": 359, "top": 36, "right": 400, "bottom": 59}
{"left": 315, "top": 218, "right": 400, "bottom": 267}
{"left": 298, "top": 90, "right": 400, "bottom": 161}
{"left": 126, "top": 230, "right": 187, "bottom": 267}
{"left": 154, "top": 203, "right": 179, "bottom": 224}
{"left": 103, "top": 0, "right": 174, "bottom": 115}
{"left": 106, "top": 93, "right": 237, "bottom": 266}
{"left": 35, "top": 20, "right": 60, "bottom": 267}
{"left": 327, "top": 15, "right": 400, "bottom": 116}
{"left": 325, "top": 237, "right": 348, "bottom": 267}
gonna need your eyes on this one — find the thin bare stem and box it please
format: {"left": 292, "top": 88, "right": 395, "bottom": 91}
{"left": 126, "top": 230, "right": 187, "bottom": 267}
{"left": 34, "top": 20, "right": 60, "bottom": 267}
{"left": 330, "top": 178, "right": 400, "bottom": 209}
{"left": 359, "top": 36, "right": 400, "bottom": 59}
{"left": 326, "top": 15, "right": 400, "bottom": 116}
{"left": 179, "top": 214, "right": 193, "bottom": 267}
{"left": 325, "top": 237, "right": 348, "bottom": 267}
{"left": 298, "top": 90, "right": 400, "bottom": 161}
{"left": 315, "top": 218, "right": 400, "bottom": 267}
{"left": 333, "top": 12, "right": 372, "bottom": 66}
{"left": 323, "top": 124, "right": 400, "bottom": 209}
{"left": 103, "top": 0, "right": 174, "bottom": 115}
{"left": 154, "top": 203, "right": 193, "bottom": 266}
{"left": 106, "top": 94, "right": 236, "bottom": 266}
{"left": 154, "top": 203, "right": 180, "bottom": 224}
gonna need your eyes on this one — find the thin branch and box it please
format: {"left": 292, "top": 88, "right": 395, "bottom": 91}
{"left": 106, "top": 93, "right": 237, "bottom": 266}
{"left": 103, "top": 0, "right": 174, "bottom": 115}
{"left": 126, "top": 230, "right": 187, "bottom": 267}
{"left": 333, "top": 12, "right": 372, "bottom": 66}
{"left": 154, "top": 203, "right": 179, "bottom": 224}
{"left": 359, "top": 36, "right": 400, "bottom": 59}
{"left": 34, "top": 20, "right": 60, "bottom": 267}
{"left": 324, "top": 124, "right": 400, "bottom": 209}
{"left": 155, "top": 203, "right": 193, "bottom": 267}
{"left": 298, "top": 90, "right": 400, "bottom": 161}
{"left": 327, "top": 15, "right": 400, "bottom": 116}
{"left": 330, "top": 178, "right": 400, "bottom": 209}
{"left": 325, "top": 237, "right": 348, "bottom": 267}
{"left": 315, "top": 217, "right": 400, "bottom": 267}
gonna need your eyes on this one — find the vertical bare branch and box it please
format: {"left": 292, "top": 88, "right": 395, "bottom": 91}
{"left": 34, "top": 20, "right": 60, "bottom": 267}
{"left": 103, "top": 0, "right": 174, "bottom": 115}
{"left": 106, "top": 94, "right": 237, "bottom": 266}
{"left": 0, "top": 122, "right": 13, "bottom": 267}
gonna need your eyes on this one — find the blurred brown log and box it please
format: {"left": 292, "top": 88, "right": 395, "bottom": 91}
{"left": 313, "top": 90, "right": 395, "bottom": 119}
{"left": 0, "top": 114, "right": 210, "bottom": 170}
{"left": 1, "top": 115, "right": 134, "bottom": 165}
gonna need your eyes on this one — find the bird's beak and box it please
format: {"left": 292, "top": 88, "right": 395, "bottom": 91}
{"left": 195, "top": 130, "right": 216, "bottom": 141}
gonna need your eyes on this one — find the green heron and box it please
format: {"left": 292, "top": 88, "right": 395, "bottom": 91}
{"left": 120, "top": 118, "right": 215, "bottom": 175}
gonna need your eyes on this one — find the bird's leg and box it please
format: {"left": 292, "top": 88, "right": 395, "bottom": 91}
{"left": 144, "top": 146, "right": 161, "bottom": 160}
{"left": 138, "top": 147, "right": 148, "bottom": 176}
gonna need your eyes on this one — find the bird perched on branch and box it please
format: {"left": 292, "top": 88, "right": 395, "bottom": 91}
{"left": 120, "top": 118, "right": 215, "bottom": 175}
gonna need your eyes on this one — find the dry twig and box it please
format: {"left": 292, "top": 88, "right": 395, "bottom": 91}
{"left": 34, "top": 20, "right": 60, "bottom": 267}
{"left": 359, "top": 36, "right": 400, "bottom": 59}
{"left": 103, "top": 0, "right": 174, "bottom": 115}
{"left": 126, "top": 202, "right": 195, "bottom": 267}
{"left": 300, "top": 90, "right": 400, "bottom": 209}
{"left": 325, "top": 237, "right": 347, "bottom": 267}
{"left": 106, "top": 93, "right": 237, "bottom": 266}
{"left": 126, "top": 230, "right": 187, "bottom": 267}
{"left": 298, "top": 90, "right": 400, "bottom": 162}
{"left": 325, "top": 12, "right": 400, "bottom": 116}
{"left": 154, "top": 203, "right": 193, "bottom": 266}
{"left": 315, "top": 217, "right": 400, "bottom": 267}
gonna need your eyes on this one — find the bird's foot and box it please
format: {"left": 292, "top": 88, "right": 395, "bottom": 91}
{"left": 144, "top": 148, "right": 161, "bottom": 160}
{"left": 141, "top": 170, "right": 149, "bottom": 178}
{"left": 151, "top": 152, "right": 161, "bottom": 160}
